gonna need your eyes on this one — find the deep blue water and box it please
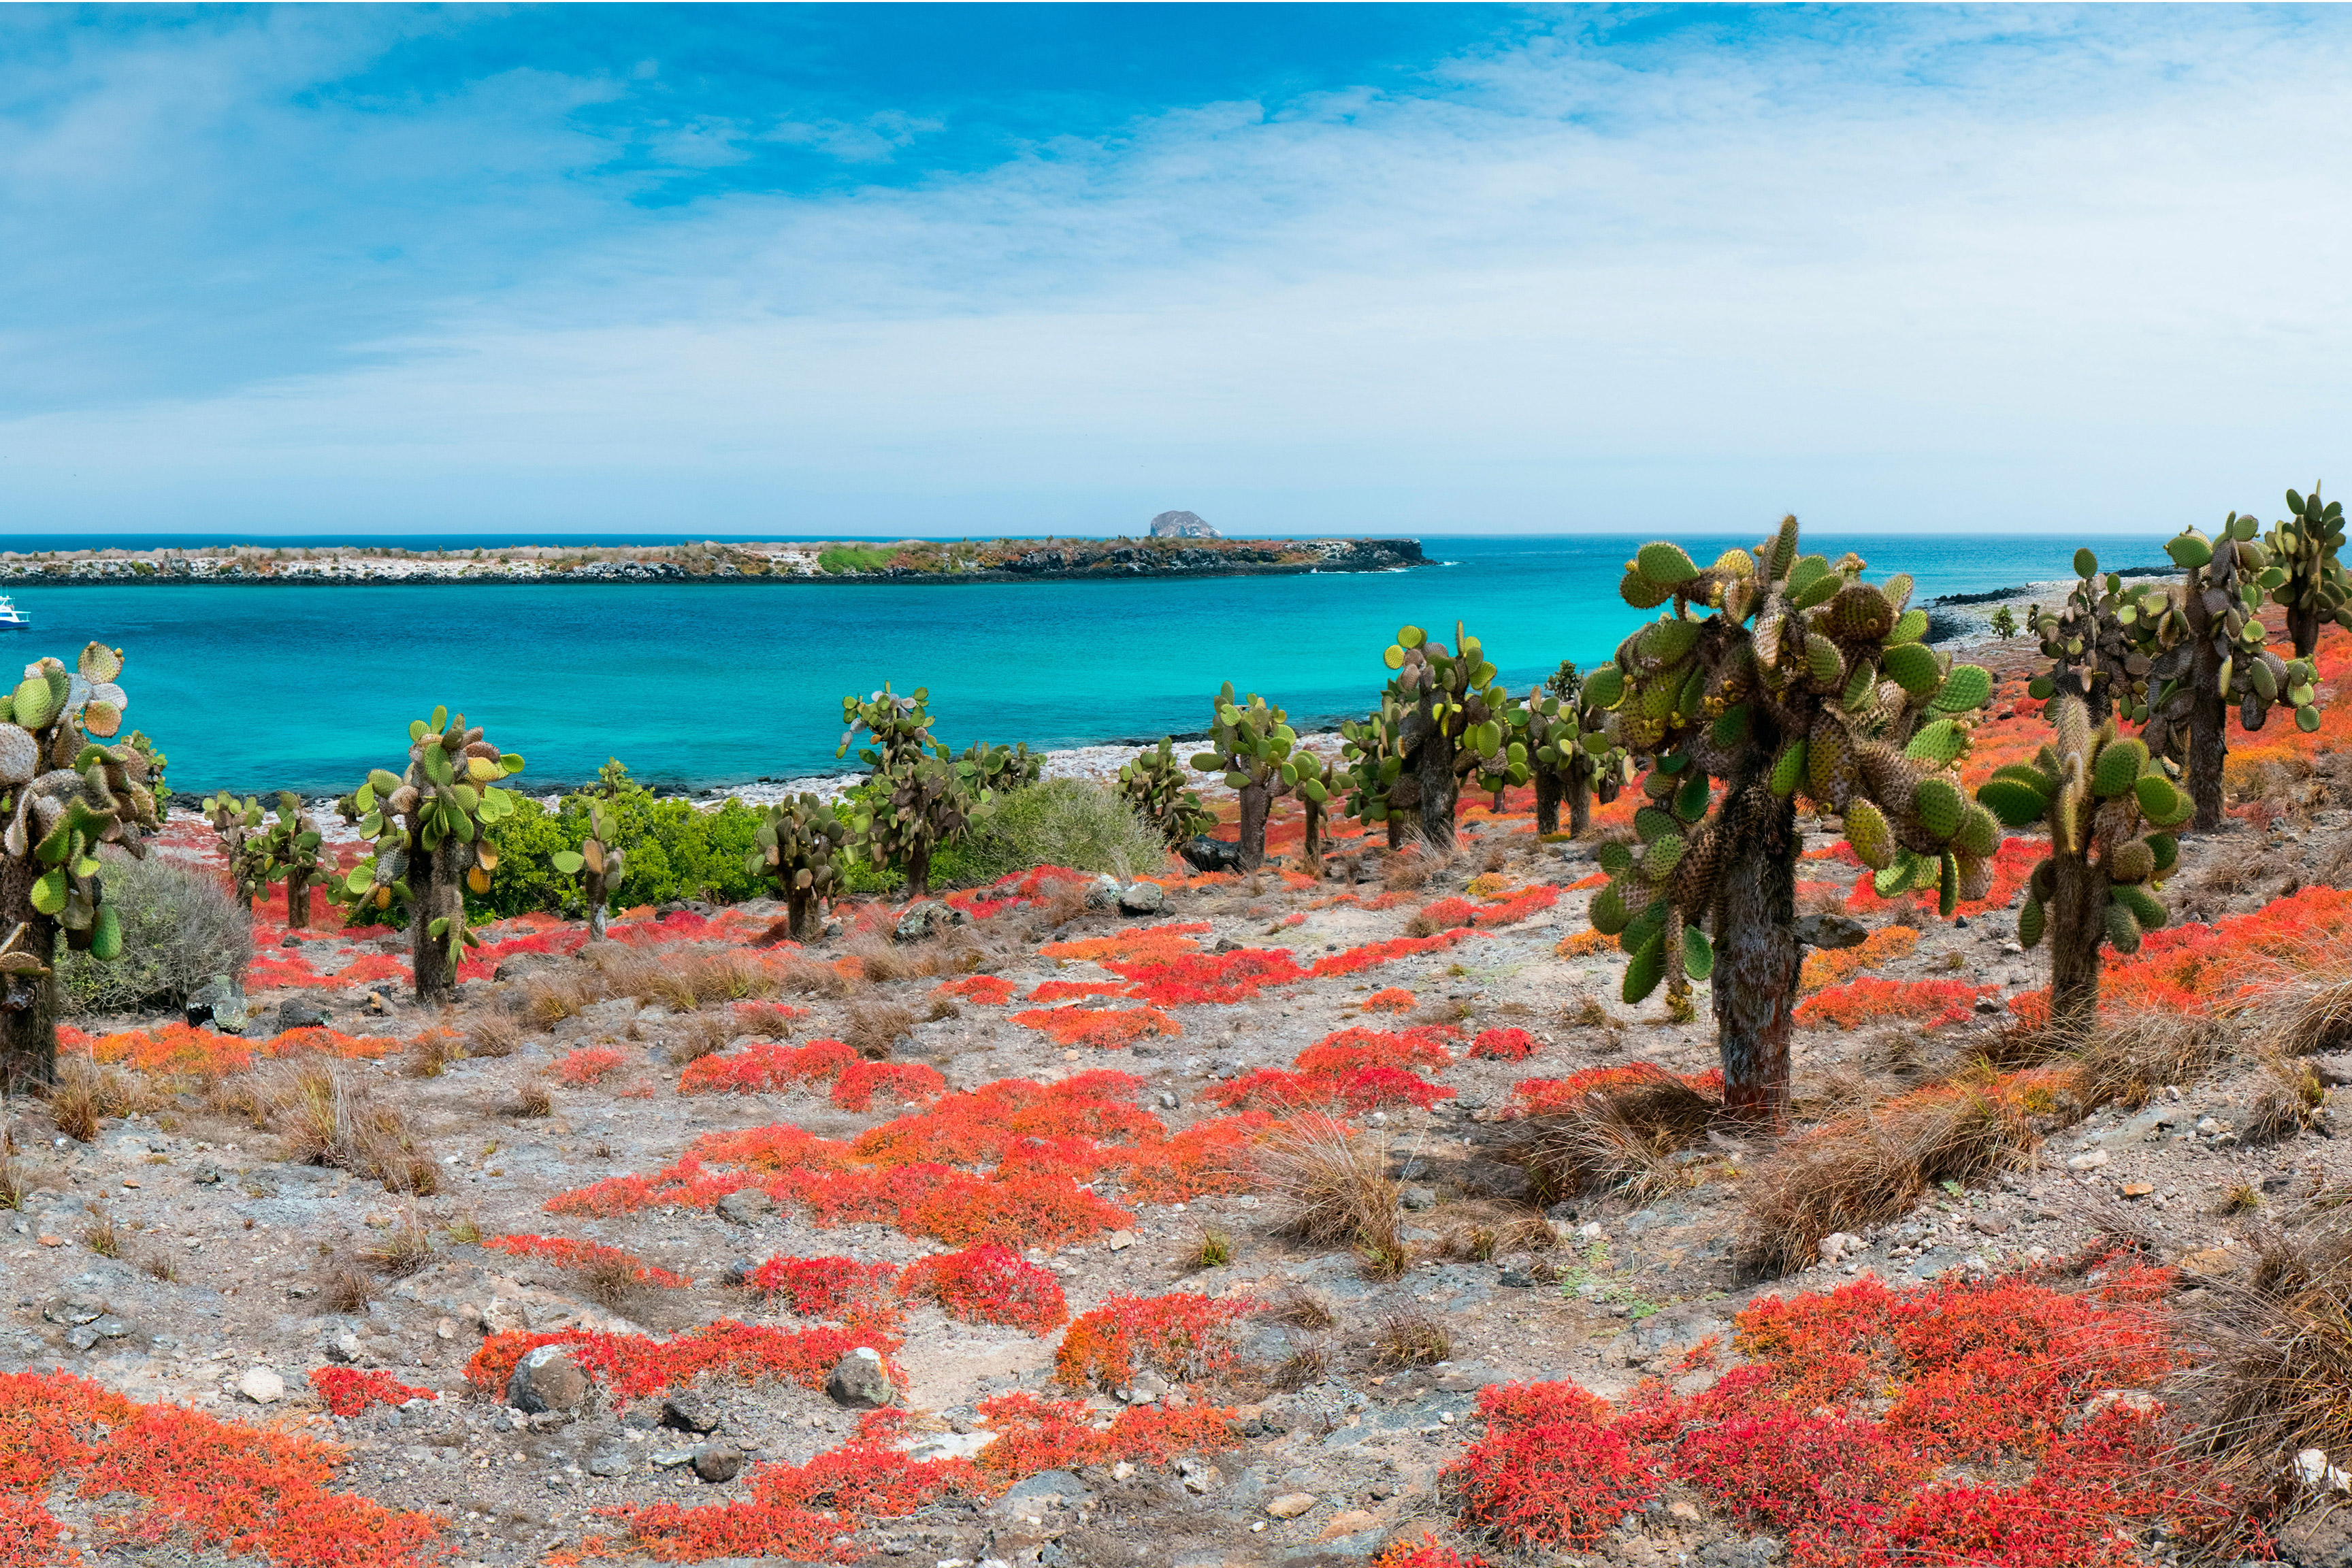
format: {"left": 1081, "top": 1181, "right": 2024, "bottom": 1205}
{"left": 8, "top": 534, "right": 2168, "bottom": 796}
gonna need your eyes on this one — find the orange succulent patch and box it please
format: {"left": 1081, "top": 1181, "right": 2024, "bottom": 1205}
{"left": 557, "top": 1046, "right": 628, "bottom": 1086}
{"left": 1054, "top": 1292, "right": 1247, "bottom": 1392}
{"left": 1799, "top": 926, "right": 1919, "bottom": 993}
{"left": 679, "top": 1038, "right": 855, "bottom": 1095}
{"left": 1009, "top": 1005, "right": 1181, "bottom": 1048}
{"left": 308, "top": 1367, "right": 435, "bottom": 1417}
{"left": 1795, "top": 977, "right": 1992, "bottom": 1031}
{"left": 1364, "top": 987, "right": 1417, "bottom": 1013}
{"left": 482, "top": 1233, "right": 691, "bottom": 1288}
{"left": 830, "top": 1060, "right": 947, "bottom": 1113}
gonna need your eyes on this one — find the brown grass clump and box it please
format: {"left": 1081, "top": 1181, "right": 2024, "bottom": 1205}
{"left": 772, "top": 953, "right": 856, "bottom": 998}
{"left": 232, "top": 1059, "right": 439, "bottom": 1194}
{"left": 0, "top": 1155, "right": 29, "bottom": 1211}
{"left": 1516, "top": 1064, "right": 1720, "bottom": 1206}
{"left": 845, "top": 934, "right": 982, "bottom": 985}
{"left": 1267, "top": 1345, "right": 1327, "bottom": 1391}
{"left": 1188, "top": 1228, "right": 1233, "bottom": 1270}
{"left": 137, "top": 1249, "right": 180, "bottom": 1284}
{"left": 666, "top": 1011, "right": 739, "bottom": 1067}
{"left": 80, "top": 1210, "right": 121, "bottom": 1258}
{"left": 466, "top": 1013, "right": 523, "bottom": 1058}
{"left": 2244, "top": 1052, "right": 2326, "bottom": 1146}
{"left": 520, "top": 974, "right": 589, "bottom": 1030}
{"left": 403, "top": 1029, "right": 466, "bottom": 1079}
{"left": 2221, "top": 1181, "right": 2264, "bottom": 1215}
{"left": 1373, "top": 1311, "right": 1451, "bottom": 1368}
{"left": 2068, "top": 1009, "right": 2230, "bottom": 1111}
{"left": 360, "top": 1223, "right": 435, "bottom": 1278}
{"left": 1256, "top": 1115, "right": 1404, "bottom": 1277}
{"left": 1737, "top": 1068, "right": 2042, "bottom": 1277}
{"left": 42, "top": 1057, "right": 155, "bottom": 1143}
{"left": 1382, "top": 852, "right": 1433, "bottom": 893}
{"left": 925, "top": 997, "right": 961, "bottom": 1023}
{"left": 318, "top": 1257, "right": 380, "bottom": 1314}
{"left": 1441, "top": 1207, "right": 1557, "bottom": 1263}
{"left": 1264, "top": 1288, "right": 1338, "bottom": 1333}
{"left": 2253, "top": 970, "right": 2352, "bottom": 1060}
{"left": 845, "top": 1001, "right": 916, "bottom": 1060}
{"left": 504, "top": 1082, "right": 554, "bottom": 1120}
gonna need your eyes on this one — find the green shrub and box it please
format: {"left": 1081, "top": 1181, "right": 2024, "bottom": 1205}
{"left": 59, "top": 853, "right": 252, "bottom": 1015}
{"left": 953, "top": 779, "right": 1167, "bottom": 884}
{"left": 817, "top": 544, "right": 896, "bottom": 575}
{"left": 480, "top": 784, "right": 766, "bottom": 918}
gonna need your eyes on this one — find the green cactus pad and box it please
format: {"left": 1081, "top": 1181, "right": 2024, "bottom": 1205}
{"left": 1844, "top": 798, "right": 1895, "bottom": 870}
{"left": 1709, "top": 705, "right": 1751, "bottom": 747}
{"left": 2091, "top": 738, "right": 2147, "bottom": 798}
{"left": 1682, "top": 924, "right": 1714, "bottom": 982}
{"left": 1882, "top": 642, "right": 1942, "bottom": 697}
{"left": 2114, "top": 882, "right": 2167, "bottom": 931}
{"left": 1641, "top": 617, "right": 1701, "bottom": 665}
{"left": 1633, "top": 805, "right": 1678, "bottom": 843}
{"left": 1804, "top": 633, "right": 1844, "bottom": 687}
{"left": 2108, "top": 838, "right": 2155, "bottom": 885}
{"left": 2300, "top": 704, "right": 2323, "bottom": 732}
{"left": 1645, "top": 832, "right": 1686, "bottom": 881}
{"left": 1904, "top": 719, "right": 1965, "bottom": 766}
{"left": 2018, "top": 895, "right": 2047, "bottom": 949}
{"left": 1991, "top": 763, "right": 2056, "bottom": 795}
{"left": 1622, "top": 929, "right": 1667, "bottom": 1004}
{"left": 1825, "top": 583, "right": 1894, "bottom": 641}
{"left": 1889, "top": 608, "right": 1929, "bottom": 644}
{"left": 1583, "top": 665, "right": 1626, "bottom": 709}
{"left": 1597, "top": 841, "right": 1633, "bottom": 876}
{"left": 10, "top": 678, "right": 55, "bottom": 732}
{"left": 2074, "top": 547, "right": 2100, "bottom": 579}
{"left": 1791, "top": 570, "right": 1843, "bottom": 613}
{"left": 1955, "top": 803, "right": 1999, "bottom": 860}
{"left": 1977, "top": 777, "right": 2048, "bottom": 828}
{"left": 1931, "top": 664, "right": 1993, "bottom": 713}
{"left": 2134, "top": 774, "right": 2191, "bottom": 826}
{"left": 2103, "top": 898, "right": 2143, "bottom": 953}
{"left": 2147, "top": 833, "right": 2178, "bottom": 874}
{"left": 1620, "top": 570, "right": 1673, "bottom": 610}
{"left": 1938, "top": 851, "right": 1959, "bottom": 918}
{"left": 89, "top": 902, "right": 122, "bottom": 962}
{"left": 1874, "top": 852, "right": 1921, "bottom": 898}
{"left": 2165, "top": 532, "right": 2212, "bottom": 569}
{"left": 2026, "top": 675, "right": 2056, "bottom": 701}
{"left": 1590, "top": 882, "right": 1629, "bottom": 935}
{"left": 1768, "top": 740, "right": 1808, "bottom": 797}
{"left": 1636, "top": 541, "right": 1699, "bottom": 587}
{"left": 1912, "top": 777, "right": 1963, "bottom": 840}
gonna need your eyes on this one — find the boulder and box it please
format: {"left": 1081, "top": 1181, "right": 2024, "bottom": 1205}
{"left": 1083, "top": 875, "right": 1122, "bottom": 910}
{"left": 661, "top": 1393, "right": 721, "bottom": 1434}
{"left": 506, "top": 1345, "right": 591, "bottom": 1414}
{"left": 823, "top": 1346, "right": 894, "bottom": 1409}
{"left": 1179, "top": 836, "right": 1243, "bottom": 874}
{"left": 1793, "top": 913, "right": 1869, "bottom": 951}
{"left": 715, "top": 1188, "right": 777, "bottom": 1225}
{"left": 691, "top": 1444, "right": 745, "bottom": 1484}
{"left": 1117, "top": 881, "right": 1166, "bottom": 915}
{"left": 894, "top": 901, "right": 966, "bottom": 943}
{"left": 187, "top": 975, "right": 250, "bottom": 1034}
{"left": 276, "top": 997, "right": 331, "bottom": 1032}
{"left": 237, "top": 1367, "right": 285, "bottom": 1405}
{"left": 1148, "top": 510, "right": 1220, "bottom": 540}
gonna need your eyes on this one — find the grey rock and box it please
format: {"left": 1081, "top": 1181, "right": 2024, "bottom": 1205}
{"left": 992, "top": 1469, "right": 1092, "bottom": 1516}
{"left": 1083, "top": 875, "right": 1122, "bottom": 910}
{"left": 894, "top": 901, "right": 966, "bottom": 943}
{"left": 91, "top": 1316, "right": 131, "bottom": 1339}
{"left": 662, "top": 1393, "right": 721, "bottom": 1434}
{"left": 1148, "top": 510, "right": 1220, "bottom": 540}
{"left": 691, "top": 1444, "right": 745, "bottom": 1484}
{"left": 1399, "top": 1184, "right": 1437, "bottom": 1211}
{"left": 586, "top": 1443, "right": 635, "bottom": 1478}
{"left": 237, "top": 1367, "right": 286, "bottom": 1404}
{"left": 1117, "top": 881, "right": 1166, "bottom": 915}
{"left": 823, "top": 1346, "right": 894, "bottom": 1409}
{"left": 1793, "top": 913, "right": 1869, "bottom": 950}
{"left": 649, "top": 1448, "right": 696, "bottom": 1468}
{"left": 187, "top": 975, "right": 250, "bottom": 1034}
{"left": 714, "top": 1188, "right": 777, "bottom": 1225}
{"left": 276, "top": 997, "right": 331, "bottom": 1032}
{"left": 507, "top": 1345, "right": 591, "bottom": 1414}
{"left": 1179, "top": 836, "right": 1243, "bottom": 874}
{"left": 44, "top": 1294, "right": 105, "bottom": 1326}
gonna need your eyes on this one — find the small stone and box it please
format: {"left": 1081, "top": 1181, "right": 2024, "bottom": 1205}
{"left": 1669, "top": 1501, "right": 1704, "bottom": 1524}
{"left": 2121, "top": 1182, "right": 2155, "bottom": 1200}
{"left": 1117, "top": 882, "right": 1166, "bottom": 915}
{"left": 691, "top": 1444, "right": 745, "bottom": 1484}
{"left": 1399, "top": 1185, "right": 1437, "bottom": 1211}
{"left": 43, "top": 1295, "right": 104, "bottom": 1326}
{"left": 662, "top": 1394, "right": 721, "bottom": 1434}
{"left": 507, "top": 1345, "right": 591, "bottom": 1414}
{"left": 1317, "top": 1509, "right": 1378, "bottom": 1542}
{"left": 1106, "top": 1230, "right": 1134, "bottom": 1252}
{"left": 824, "top": 1346, "right": 894, "bottom": 1409}
{"left": 2066, "top": 1150, "right": 2110, "bottom": 1171}
{"left": 715, "top": 1188, "right": 777, "bottom": 1225}
{"left": 276, "top": 997, "right": 331, "bottom": 1032}
{"left": 649, "top": 1448, "right": 696, "bottom": 1468}
{"left": 1967, "top": 1215, "right": 2012, "bottom": 1236}
{"left": 586, "top": 1443, "right": 635, "bottom": 1478}
{"left": 237, "top": 1367, "right": 285, "bottom": 1405}
{"left": 1267, "top": 1493, "right": 1317, "bottom": 1519}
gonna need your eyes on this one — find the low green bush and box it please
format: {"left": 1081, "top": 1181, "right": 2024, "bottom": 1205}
{"left": 59, "top": 852, "right": 252, "bottom": 1015}
{"left": 817, "top": 544, "right": 896, "bottom": 574}
{"left": 480, "top": 769, "right": 766, "bottom": 918}
{"left": 954, "top": 778, "right": 1168, "bottom": 884}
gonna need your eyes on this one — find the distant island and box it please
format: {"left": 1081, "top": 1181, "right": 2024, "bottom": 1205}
{"left": 0, "top": 525, "right": 1425, "bottom": 585}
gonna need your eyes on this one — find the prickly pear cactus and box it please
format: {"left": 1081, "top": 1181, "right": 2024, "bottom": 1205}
{"left": 850, "top": 750, "right": 968, "bottom": 900}
{"left": 1583, "top": 518, "right": 1995, "bottom": 1126}
{"left": 550, "top": 799, "right": 627, "bottom": 940}
{"left": 1989, "top": 606, "right": 2019, "bottom": 640}
{"left": 0, "top": 643, "right": 161, "bottom": 1090}
{"left": 258, "top": 791, "right": 325, "bottom": 929}
{"left": 1379, "top": 621, "right": 1522, "bottom": 849}
{"left": 1526, "top": 662, "right": 1631, "bottom": 837}
{"left": 2140, "top": 513, "right": 2325, "bottom": 830}
{"left": 2025, "top": 548, "right": 2162, "bottom": 725}
{"left": 127, "top": 732, "right": 169, "bottom": 812}
{"left": 1117, "top": 739, "right": 1215, "bottom": 848}
{"left": 2266, "top": 483, "right": 2351, "bottom": 659}
{"left": 745, "top": 794, "right": 847, "bottom": 942}
{"left": 1283, "top": 748, "right": 1339, "bottom": 875}
{"left": 956, "top": 741, "right": 1042, "bottom": 802}
{"left": 1976, "top": 695, "right": 2191, "bottom": 1034}
{"left": 838, "top": 684, "right": 943, "bottom": 772}
{"left": 332, "top": 706, "right": 526, "bottom": 1002}
{"left": 1338, "top": 696, "right": 1411, "bottom": 850}
{"left": 201, "top": 792, "right": 273, "bottom": 904}
{"left": 1190, "top": 685, "right": 1296, "bottom": 869}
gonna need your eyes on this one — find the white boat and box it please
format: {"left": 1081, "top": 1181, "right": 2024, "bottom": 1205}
{"left": 0, "top": 598, "right": 26, "bottom": 630}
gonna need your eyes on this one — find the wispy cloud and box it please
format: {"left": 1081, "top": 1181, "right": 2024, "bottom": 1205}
{"left": 3, "top": 6, "right": 2351, "bottom": 535}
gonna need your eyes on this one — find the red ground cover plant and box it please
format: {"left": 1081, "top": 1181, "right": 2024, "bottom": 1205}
{"left": 897, "top": 1243, "right": 1068, "bottom": 1333}
{"left": 1507, "top": 1063, "right": 1725, "bottom": 1118}
{"left": 557, "top": 1046, "right": 628, "bottom": 1086}
{"left": 482, "top": 1233, "right": 691, "bottom": 1287}
{"left": 1793, "top": 977, "right": 1993, "bottom": 1031}
{"left": 1364, "top": 987, "right": 1416, "bottom": 1013}
{"left": 1469, "top": 1026, "right": 1537, "bottom": 1061}
{"left": 465, "top": 1320, "right": 900, "bottom": 1405}
{"left": 932, "top": 974, "right": 1017, "bottom": 1004}
{"left": 64, "top": 1022, "right": 401, "bottom": 1080}
{"left": 1203, "top": 1064, "right": 1454, "bottom": 1114}
{"left": 830, "top": 1060, "right": 947, "bottom": 1112}
{"left": 739, "top": 1255, "right": 901, "bottom": 1320}
{"left": 1009, "top": 1005, "right": 1182, "bottom": 1048}
{"left": 1102, "top": 945, "right": 1313, "bottom": 1006}
{"left": 1039, "top": 923, "right": 1212, "bottom": 962}
{"left": 1372, "top": 1535, "right": 1488, "bottom": 1568}
{"left": 971, "top": 1392, "right": 1240, "bottom": 1479}
{"left": 1295, "top": 1024, "right": 1458, "bottom": 1073}
{"left": 0, "top": 1494, "right": 61, "bottom": 1568}
{"left": 1308, "top": 929, "right": 1482, "bottom": 977}
{"left": 679, "top": 1038, "right": 855, "bottom": 1095}
{"left": 1054, "top": 1292, "right": 1247, "bottom": 1392}
{"left": 600, "top": 1437, "right": 985, "bottom": 1563}
{"left": 1024, "top": 979, "right": 1131, "bottom": 1004}
{"left": 308, "top": 1367, "right": 436, "bottom": 1416}
{"left": 732, "top": 1000, "right": 808, "bottom": 1032}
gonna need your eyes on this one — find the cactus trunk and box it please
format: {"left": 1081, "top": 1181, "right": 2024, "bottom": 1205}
{"left": 1569, "top": 779, "right": 1592, "bottom": 838}
{"left": 904, "top": 841, "right": 934, "bottom": 900}
{"left": 586, "top": 879, "right": 608, "bottom": 941}
{"left": 2046, "top": 851, "right": 2106, "bottom": 1036}
{"left": 1712, "top": 785, "right": 1799, "bottom": 1131}
{"left": 1385, "top": 815, "right": 1404, "bottom": 850}
{"left": 0, "top": 885, "right": 58, "bottom": 1094}
{"left": 786, "top": 886, "right": 821, "bottom": 943}
{"left": 2189, "top": 637, "right": 2227, "bottom": 832}
{"left": 1301, "top": 798, "right": 1324, "bottom": 876}
{"left": 412, "top": 833, "right": 463, "bottom": 1004}
{"left": 284, "top": 873, "right": 311, "bottom": 930}
{"left": 2291, "top": 603, "right": 2323, "bottom": 661}
{"left": 1533, "top": 772, "right": 1561, "bottom": 835}
{"left": 1410, "top": 710, "right": 1458, "bottom": 849}
{"left": 1236, "top": 782, "right": 1270, "bottom": 870}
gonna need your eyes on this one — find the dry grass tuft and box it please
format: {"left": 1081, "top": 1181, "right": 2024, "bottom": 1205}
{"left": 1516, "top": 1065, "right": 1719, "bottom": 1206}
{"left": 42, "top": 1057, "right": 155, "bottom": 1143}
{"left": 0, "top": 1153, "right": 39, "bottom": 1211}
{"left": 318, "top": 1257, "right": 380, "bottom": 1314}
{"left": 1373, "top": 1310, "right": 1451, "bottom": 1368}
{"left": 2069, "top": 1009, "right": 2230, "bottom": 1110}
{"left": 1738, "top": 1068, "right": 2042, "bottom": 1277}
{"left": 2253, "top": 970, "right": 2352, "bottom": 1060}
{"left": 2221, "top": 1181, "right": 2263, "bottom": 1215}
{"left": 137, "top": 1249, "right": 180, "bottom": 1283}
{"left": 1441, "top": 1206, "right": 1557, "bottom": 1263}
{"left": 845, "top": 1001, "right": 916, "bottom": 1060}
{"left": 1382, "top": 852, "right": 1433, "bottom": 892}
{"left": 1189, "top": 1228, "right": 1233, "bottom": 1270}
{"left": 666, "top": 1011, "right": 739, "bottom": 1067}
{"left": 1256, "top": 1115, "right": 1404, "bottom": 1276}
{"left": 359, "top": 1222, "right": 436, "bottom": 1278}
{"left": 1264, "top": 1287, "right": 1339, "bottom": 1332}
{"left": 772, "top": 953, "right": 857, "bottom": 998}
{"left": 80, "top": 1210, "right": 121, "bottom": 1257}
{"left": 2244, "top": 1052, "right": 2327, "bottom": 1145}
{"left": 925, "top": 996, "right": 961, "bottom": 1023}
{"left": 403, "top": 1029, "right": 466, "bottom": 1079}
{"left": 1267, "top": 1345, "right": 1327, "bottom": 1391}
{"left": 466, "top": 1012, "right": 523, "bottom": 1058}
{"left": 227, "top": 1058, "right": 439, "bottom": 1193}
{"left": 504, "top": 1081, "right": 554, "bottom": 1120}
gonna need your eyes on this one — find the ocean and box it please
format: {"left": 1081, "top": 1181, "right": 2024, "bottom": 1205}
{"left": 7, "top": 533, "right": 2170, "bottom": 796}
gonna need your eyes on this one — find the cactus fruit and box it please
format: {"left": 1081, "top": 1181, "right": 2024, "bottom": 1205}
{"left": 1377, "top": 621, "right": 1527, "bottom": 849}
{"left": 1582, "top": 517, "right": 1993, "bottom": 1127}
{"left": 2266, "top": 483, "right": 2350, "bottom": 659}
{"left": 1525, "top": 662, "right": 1633, "bottom": 837}
{"left": 1118, "top": 738, "right": 1216, "bottom": 848}
{"left": 0, "top": 644, "right": 162, "bottom": 1090}
{"left": 2140, "top": 511, "right": 2328, "bottom": 830}
{"left": 331, "top": 707, "right": 527, "bottom": 1003}
{"left": 550, "top": 799, "right": 629, "bottom": 939}
{"left": 1974, "top": 694, "right": 2192, "bottom": 1034}
{"left": 2024, "top": 550, "right": 2164, "bottom": 725}
{"left": 744, "top": 794, "right": 849, "bottom": 942}
{"left": 1195, "top": 685, "right": 1296, "bottom": 869}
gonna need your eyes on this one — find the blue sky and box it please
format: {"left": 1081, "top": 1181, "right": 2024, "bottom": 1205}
{"left": 4, "top": 4, "right": 2350, "bottom": 537}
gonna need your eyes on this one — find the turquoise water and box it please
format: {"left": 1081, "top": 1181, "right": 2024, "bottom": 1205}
{"left": 11, "top": 534, "right": 2168, "bottom": 795}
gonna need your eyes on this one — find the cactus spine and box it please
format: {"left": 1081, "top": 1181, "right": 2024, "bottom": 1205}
{"left": 1379, "top": 621, "right": 1522, "bottom": 849}
{"left": 2140, "top": 513, "right": 2324, "bottom": 830}
{"left": 0, "top": 643, "right": 160, "bottom": 1091}
{"left": 549, "top": 800, "right": 627, "bottom": 939}
{"left": 1976, "top": 696, "right": 2191, "bottom": 1034}
{"left": 333, "top": 707, "right": 527, "bottom": 1003}
{"left": 747, "top": 794, "right": 848, "bottom": 941}
{"left": 2266, "top": 483, "right": 2351, "bottom": 659}
{"left": 258, "top": 791, "right": 325, "bottom": 928}
{"left": 1192, "top": 685, "right": 1295, "bottom": 869}
{"left": 2025, "top": 549, "right": 2161, "bottom": 725}
{"left": 1117, "top": 738, "right": 1215, "bottom": 848}
{"left": 1584, "top": 518, "right": 1995, "bottom": 1127}
{"left": 838, "top": 685, "right": 969, "bottom": 898}
{"left": 1526, "top": 662, "right": 1630, "bottom": 836}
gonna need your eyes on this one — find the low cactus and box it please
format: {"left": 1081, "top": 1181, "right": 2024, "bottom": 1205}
{"left": 1337, "top": 696, "right": 1410, "bottom": 849}
{"left": 1117, "top": 739, "right": 1215, "bottom": 848}
{"left": 1283, "top": 748, "right": 1338, "bottom": 875}
{"left": 1583, "top": 518, "right": 1994, "bottom": 1126}
{"left": 0, "top": 643, "right": 161, "bottom": 1090}
{"left": 1190, "top": 685, "right": 1296, "bottom": 869}
{"left": 746, "top": 794, "right": 848, "bottom": 941}
{"left": 257, "top": 791, "right": 325, "bottom": 929}
{"left": 956, "top": 741, "right": 1042, "bottom": 801}
{"left": 2025, "top": 549, "right": 2162, "bottom": 724}
{"left": 1379, "top": 622, "right": 1522, "bottom": 849}
{"left": 2139, "top": 514, "right": 2325, "bottom": 830}
{"left": 2266, "top": 483, "right": 2351, "bottom": 659}
{"left": 332, "top": 706, "right": 527, "bottom": 1003}
{"left": 200, "top": 792, "right": 274, "bottom": 905}
{"left": 1989, "top": 605, "right": 2018, "bottom": 640}
{"left": 1976, "top": 696, "right": 2192, "bottom": 1034}
{"left": 127, "top": 732, "right": 169, "bottom": 811}
{"left": 549, "top": 800, "right": 627, "bottom": 940}
{"left": 1525, "top": 662, "right": 1631, "bottom": 837}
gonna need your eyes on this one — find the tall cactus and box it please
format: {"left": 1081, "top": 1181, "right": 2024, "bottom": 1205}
{"left": 1117, "top": 739, "right": 1215, "bottom": 848}
{"left": 550, "top": 799, "right": 627, "bottom": 940}
{"left": 200, "top": 793, "right": 274, "bottom": 905}
{"left": 2138, "top": 514, "right": 2323, "bottom": 831}
{"left": 258, "top": 791, "right": 325, "bottom": 929}
{"left": 1380, "top": 622, "right": 1520, "bottom": 849}
{"left": 747, "top": 794, "right": 847, "bottom": 941}
{"left": 1337, "top": 696, "right": 1410, "bottom": 850}
{"left": 1584, "top": 519, "right": 1995, "bottom": 1126}
{"left": 0, "top": 644, "right": 161, "bottom": 1090}
{"left": 1526, "top": 662, "right": 1630, "bottom": 837}
{"left": 838, "top": 684, "right": 941, "bottom": 774}
{"left": 838, "top": 683, "right": 968, "bottom": 898}
{"left": 333, "top": 707, "right": 527, "bottom": 1003}
{"left": 2025, "top": 549, "right": 2163, "bottom": 725}
{"left": 127, "top": 732, "right": 169, "bottom": 813}
{"left": 2266, "top": 484, "right": 2351, "bottom": 659}
{"left": 1976, "top": 696, "right": 2191, "bottom": 1034}
{"left": 1190, "top": 685, "right": 1295, "bottom": 870}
